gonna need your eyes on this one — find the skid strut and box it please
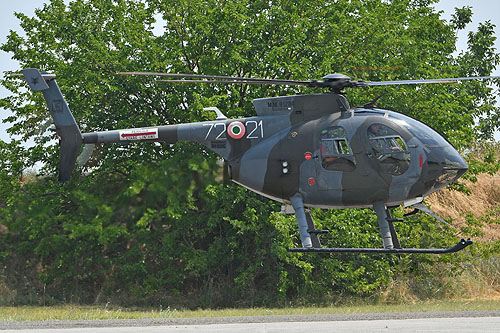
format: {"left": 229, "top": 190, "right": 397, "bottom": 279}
{"left": 290, "top": 194, "right": 313, "bottom": 248}
{"left": 373, "top": 201, "right": 394, "bottom": 249}
{"left": 290, "top": 194, "right": 328, "bottom": 248}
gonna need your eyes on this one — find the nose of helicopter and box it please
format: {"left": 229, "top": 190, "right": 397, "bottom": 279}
{"left": 383, "top": 110, "right": 468, "bottom": 190}
{"left": 425, "top": 145, "right": 468, "bottom": 189}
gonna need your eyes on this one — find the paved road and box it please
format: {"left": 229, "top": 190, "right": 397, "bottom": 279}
{"left": 1, "top": 311, "right": 500, "bottom": 332}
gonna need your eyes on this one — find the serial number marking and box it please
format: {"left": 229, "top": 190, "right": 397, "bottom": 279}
{"left": 245, "top": 120, "right": 264, "bottom": 139}
{"left": 267, "top": 100, "right": 294, "bottom": 111}
{"left": 204, "top": 121, "right": 264, "bottom": 140}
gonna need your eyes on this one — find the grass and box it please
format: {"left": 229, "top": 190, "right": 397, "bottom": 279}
{"left": 0, "top": 304, "right": 176, "bottom": 321}
{"left": 1, "top": 299, "right": 500, "bottom": 322}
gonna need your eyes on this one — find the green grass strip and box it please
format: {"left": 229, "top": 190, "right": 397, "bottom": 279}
{"left": 1, "top": 299, "right": 500, "bottom": 322}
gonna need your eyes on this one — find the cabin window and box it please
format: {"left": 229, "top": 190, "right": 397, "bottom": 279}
{"left": 367, "top": 123, "right": 411, "bottom": 176}
{"left": 319, "top": 126, "right": 356, "bottom": 171}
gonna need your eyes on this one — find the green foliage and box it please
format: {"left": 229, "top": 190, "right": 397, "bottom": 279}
{"left": 0, "top": 140, "right": 26, "bottom": 205}
{"left": 451, "top": 6, "right": 473, "bottom": 31}
{"left": 462, "top": 142, "right": 500, "bottom": 184}
{"left": 0, "top": 0, "right": 499, "bottom": 307}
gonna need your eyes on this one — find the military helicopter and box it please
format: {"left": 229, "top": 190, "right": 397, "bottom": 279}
{"left": 20, "top": 68, "right": 500, "bottom": 254}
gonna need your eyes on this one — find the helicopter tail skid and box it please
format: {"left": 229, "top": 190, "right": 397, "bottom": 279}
{"left": 21, "top": 69, "right": 82, "bottom": 181}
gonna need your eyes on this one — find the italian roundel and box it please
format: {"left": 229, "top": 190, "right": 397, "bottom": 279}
{"left": 227, "top": 121, "right": 246, "bottom": 139}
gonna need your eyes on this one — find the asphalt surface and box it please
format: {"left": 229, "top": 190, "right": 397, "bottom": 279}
{"left": 1, "top": 310, "right": 500, "bottom": 331}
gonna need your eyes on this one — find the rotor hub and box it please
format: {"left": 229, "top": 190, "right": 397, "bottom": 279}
{"left": 322, "top": 73, "right": 351, "bottom": 81}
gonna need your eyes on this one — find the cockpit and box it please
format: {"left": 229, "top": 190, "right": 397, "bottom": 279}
{"left": 354, "top": 108, "right": 468, "bottom": 190}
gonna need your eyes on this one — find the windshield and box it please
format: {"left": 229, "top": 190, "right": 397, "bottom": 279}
{"left": 385, "top": 112, "right": 451, "bottom": 148}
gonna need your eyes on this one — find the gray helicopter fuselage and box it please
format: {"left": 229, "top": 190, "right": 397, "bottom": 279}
{"left": 219, "top": 94, "right": 467, "bottom": 209}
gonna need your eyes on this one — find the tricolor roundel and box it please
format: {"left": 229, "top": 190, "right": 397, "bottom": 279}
{"left": 227, "top": 121, "right": 246, "bottom": 139}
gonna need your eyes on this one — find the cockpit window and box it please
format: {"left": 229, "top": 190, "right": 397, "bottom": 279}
{"left": 320, "top": 126, "right": 356, "bottom": 171}
{"left": 367, "top": 124, "right": 411, "bottom": 176}
{"left": 388, "top": 112, "right": 451, "bottom": 148}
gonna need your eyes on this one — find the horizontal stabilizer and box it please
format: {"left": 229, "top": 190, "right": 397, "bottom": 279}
{"left": 21, "top": 68, "right": 56, "bottom": 91}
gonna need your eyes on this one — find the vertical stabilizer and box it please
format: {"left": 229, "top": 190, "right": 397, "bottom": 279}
{"left": 22, "top": 69, "right": 82, "bottom": 181}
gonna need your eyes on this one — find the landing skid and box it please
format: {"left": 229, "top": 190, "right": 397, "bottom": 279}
{"left": 288, "top": 195, "right": 473, "bottom": 256}
{"left": 288, "top": 238, "right": 473, "bottom": 254}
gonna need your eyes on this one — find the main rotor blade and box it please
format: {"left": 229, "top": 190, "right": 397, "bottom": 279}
{"left": 116, "top": 71, "right": 500, "bottom": 90}
{"left": 156, "top": 79, "right": 307, "bottom": 86}
{"left": 359, "top": 75, "right": 500, "bottom": 87}
{"left": 116, "top": 71, "right": 311, "bottom": 86}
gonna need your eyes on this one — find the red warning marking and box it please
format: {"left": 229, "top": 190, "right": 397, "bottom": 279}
{"left": 308, "top": 177, "right": 315, "bottom": 186}
{"left": 120, "top": 131, "right": 157, "bottom": 138}
{"left": 119, "top": 128, "right": 159, "bottom": 141}
{"left": 304, "top": 152, "right": 312, "bottom": 160}
{"left": 419, "top": 154, "right": 423, "bottom": 168}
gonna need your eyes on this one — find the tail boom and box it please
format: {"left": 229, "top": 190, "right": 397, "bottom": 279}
{"left": 82, "top": 125, "right": 180, "bottom": 144}
{"left": 22, "top": 68, "right": 246, "bottom": 180}
{"left": 81, "top": 121, "right": 231, "bottom": 146}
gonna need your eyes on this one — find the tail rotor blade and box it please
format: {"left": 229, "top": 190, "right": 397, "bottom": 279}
{"left": 76, "top": 144, "right": 96, "bottom": 167}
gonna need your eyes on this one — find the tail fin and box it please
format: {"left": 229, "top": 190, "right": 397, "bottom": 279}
{"left": 22, "top": 69, "right": 82, "bottom": 181}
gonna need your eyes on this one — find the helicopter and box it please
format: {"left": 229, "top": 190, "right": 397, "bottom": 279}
{"left": 20, "top": 68, "right": 500, "bottom": 254}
